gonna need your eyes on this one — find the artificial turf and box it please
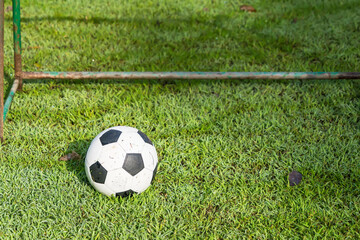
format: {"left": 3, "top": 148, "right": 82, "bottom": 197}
{"left": 0, "top": 0, "right": 359, "bottom": 238}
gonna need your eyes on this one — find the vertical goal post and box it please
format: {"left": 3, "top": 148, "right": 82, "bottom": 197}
{"left": 1, "top": 0, "right": 360, "bottom": 142}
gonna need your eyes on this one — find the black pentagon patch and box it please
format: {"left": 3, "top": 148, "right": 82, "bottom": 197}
{"left": 137, "top": 130, "right": 153, "bottom": 145}
{"left": 151, "top": 163, "right": 158, "bottom": 184}
{"left": 89, "top": 161, "right": 107, "bottom": 184}
{"left": 123, "top": 153, "right": 144, "bottom": 176}
{"left": 100, "top": 129, "right": 122, "bottom": 146}
{"left": 116, "top": 190, "right": 135, "bottom": 198}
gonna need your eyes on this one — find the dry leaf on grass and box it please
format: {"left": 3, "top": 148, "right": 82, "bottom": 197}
{"left": 59, "top": 151, "right": 81, "bottom": 161}
{"left": 288, "top": 171, "right": 303, "bottom": 186}
{"left": 240, "top": 5, "right": 257, "bottom": 13}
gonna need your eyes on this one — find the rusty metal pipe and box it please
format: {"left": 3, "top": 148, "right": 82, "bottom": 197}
{"left": 22, "top": 71, "right": 360, "bottom": 80}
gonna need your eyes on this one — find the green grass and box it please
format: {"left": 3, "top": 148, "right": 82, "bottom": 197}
{"left": 1, "top": 0, "right": 360, "bottom": 238}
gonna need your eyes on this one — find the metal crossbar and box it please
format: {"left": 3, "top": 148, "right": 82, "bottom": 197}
{"left": 0, "top": 0, "right": 360, "bottom": 142}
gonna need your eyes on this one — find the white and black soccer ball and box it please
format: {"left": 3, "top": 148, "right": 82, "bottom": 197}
{"left": 85, "top": 126, "right": 158, "bottom": 197}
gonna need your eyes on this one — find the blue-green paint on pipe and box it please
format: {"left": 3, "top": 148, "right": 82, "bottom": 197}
{"left": 3, "top": 90, "right": 15, "bottom": 121}
{"left": 3, "top": 80, "right": 19, "bottom": 121}
{"left": 12, "top": 0, "right": 21, "bottom": 54}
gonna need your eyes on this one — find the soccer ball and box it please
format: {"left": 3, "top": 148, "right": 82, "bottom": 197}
{"left": 85, "top": 126, "right": 158, "bottom": 197}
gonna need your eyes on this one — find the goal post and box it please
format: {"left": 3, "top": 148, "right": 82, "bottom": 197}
{"left": 1, "top": 0, "right": 360, "bottom": 142}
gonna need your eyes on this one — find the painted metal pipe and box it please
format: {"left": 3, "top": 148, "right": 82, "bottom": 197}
{"left": 3, "top": 79, "right": 19, "bottom": 122}
{"left": 12, "top": 0, "right": 22, "bottom": 90}
{"left": 22, "top": 71, "right": 360, "bottom": 80}
{"left": 0, "top": 0, "right": 4, "bottom": 142}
